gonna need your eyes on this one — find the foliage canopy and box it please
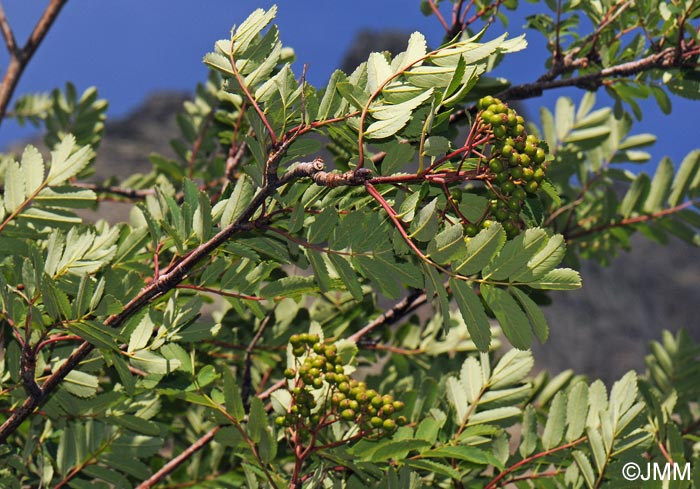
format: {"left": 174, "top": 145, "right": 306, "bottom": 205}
{"left": 1, "top": 0, "right": 700, "bottom": 487}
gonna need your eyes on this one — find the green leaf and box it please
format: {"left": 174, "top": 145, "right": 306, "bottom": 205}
{"left": 427, "top": 223, "right": 465, "bottom": 263}
{"left": 4, "top": 160, "right": 25, "bottom": 213}
{"left": 247, "top": 397, "right": 266, "bottom": 443}
{"left": 669, "top": 150, "right": 700, "bottom": 206}
{"left": 467, "top": 406, "right": 520, "bottom": 426}
{"left": 651, "top": 85, "right": 671, "bottom": 114}
{"left": 422, "top": 135, "right": 450, "bottom": 157}
{"left": 221, "top": 175, "right": 255, "bottom": 226}
{"left": 35, "top": 187, "right": 96, "bottom": 208}
{"left": 128, "top": 314, "right": 154, "bottom": 353}
{"left": 509, "top": 287, "right": 549, "bottom": 343}
{"left": 484, "top": 228, "right": 548, "bottom": 281}
{"left": 644, "top": 157, "right": 673, "bottom": 212}
{"left": 405, "top": 459, "right": 460, "bottom": 479}
{"left": 458, "top": 193, "right": 489, "bottom": 222}
{"left": 422, "top": 445, "right": 490, "bottom": 464}
{"left": 130, "top": 350, "right": 179, "bottom": 375}
{"left": 369, "top": 89, "right": 433, "bottom": 121}
{"left": 46, "top": 134, "right": 94, "bottom": 185}
{"left": 364, "top": 113, "right": 412, "bottom": 139}
{"left": 109, "top": 415, "right": 160, "bottom": 436}
{"left": 328, "top": 254, "right": 363, "bottom": 301}
{"left": 370, "top": 439, "right": 432, "bottom": 462}
{"left": 307, "top": 250, "right": 332, "bottom": 292}
{"left": 62, "top": 370, "right": 99, "bottom": 398}
{"left": 542, "top": 391, "right": 567, "bottom": 449}
{"left": 454, "top": 223, "right": 506, "bottom": 275}
{"left": 446, "top": 377, "right": 469, "bottom": 424}
{"left": 460, "top": 356, "right": 484, "bottom": 403}
{"left": 573, "top": 451, "right": 596, "bottom": 488}
{"left": 520, "top": 405, "right": 538, "bottom": 457}
{"left": 317, "top": 70, "right": 344, "bottom": 121}
{"left": 528, "top": 268, "right": 582, "bottom": 290}
{"left": 511, "top": 233, "right": 566, "bottom": 282}
{"left": 450, "top": 278, "right": 491, "bottom": 351}
{"left": 260, "top": 276, "right": 317, "bottom": 299}
{"left": 67, "top": 321, "right": 119, "bottom": 352}
{"left": 223, "top": 367, "right": 246, "bottom": 420}
{"left": 400, "top": 31, "right": 428, "bottom": 68}
{"left": 620, "top": 173, "right": 650, "bottom": 218}
{"left": 490, "top": 349, "right": 534, "bottom": 389}
{"left": 21, "top": 145, "right": 45, "bottom": 195}
{"left": 366, "top": 52, "right": 393, "bottom": 93}
{"left": 408, "top": 197, "right": 438, "bottom": 241}
{"left": 566, "top": 381, "right": 589, "bottom": 441}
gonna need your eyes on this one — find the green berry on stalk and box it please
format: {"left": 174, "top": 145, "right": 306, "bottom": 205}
{"left": 501, "top": 144, "right": 514, "bottom": 157}
{"left": 525, "top": 180, "right": 539, "bottom": 193}
{"left": 510, "top": 167, "right": 523, "bottom": 179}
{"left": 482, "top": 219, "right": 494, "bottom": 229}
{"left": 382, "top": 419, "right": 396, "bottom": 431}
{"left": 371, "top": 396, "right": 384, "bottom": 408}
{"left": 493, "top": 126, "right": 506, "bottom": 138}
{"left": 524, "top": 142, "right": 537, "bottom": 156}
{"left": 313, "top": 343, "right": 324, "bottom": 355}
{"left": 371, "top": 416, "right": 384, "bottom": 428}
{"left": 276, "top": 416, "right": 286, "bottom": 427}
{"left": 534, "top": 147, "right": 546, "bottom": 164}
{"left": 334, "top": 364, "right": 344, "bottom": 374}
{"left": 312, "top": 357, "right": 325, "bottom": 369}
{"left": 519, "top": 154, "right": 531, "bottom": 167}
{"left": 506, "top": 112, "right": 517, "bottom": 127}
{"left": 509, "top": 153, "right": 520, "bottom": 166}
{"left": 292, "top": 346, "right": 306, "bottom": 357}
{"left": 284, "top": 368, "right": 295, "bottom": 379}
{"left": 465, "top": 224, "right": 478, "bottom": 237}
{"left": 307, "top": 334, "right": 320, "bottom": 345}
{"left": 290, "top": 334, "right": 302, "bottom": 347}
{"left": 496, "top": 171, "right": 510, "bottom": 183}
{"left": 340, "top": 409, "right": 355, "bottom": 421}
{"left": 396, "top": 416, "right": 408, "bottom": 426}
{"left": 495, "top": 208, "right": 509, "bottom": 221}
{"left": 513, "top": 188, "right": 527, "bottom": 200}
{"left": 324, "top": 345, "right": 337, "bottom": 360}
{"left": 489, "top": 158, "right": 504, "bottom": 173}
{"left": 501, "top": 181, "right": 515, "bottom": 194}
{"left": 522, "top": 167, "right": 534, "bottom": 180}
{"left": 479, "top": 96, "right": 495, "bottom": 109}
{"left": 533, "top": 168, "right": 545, "bottom": 182}
{"left": 481, "top": 110, "right": 495, "bottom": 122}
{"left": 516, "top": 115, "right": 525, "bottom": 125}
{"left": 503, "top": 220, "right": 519, "bottom": 235}
{"left": 338, "top": 382, "right": 350, "bottom": 393}
{"left": 312, "top": 378, "right": 323, "bottom": 389}
{"left": 513, "top": 124, "right": 525, "bottom": 136}
{"left": 508, "top": 199, "right": 522, "bottom": 212}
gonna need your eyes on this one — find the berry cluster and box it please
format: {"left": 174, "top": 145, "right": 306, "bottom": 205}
{"left": 469, "top": 96, "right": 549, "bottom": 238}
{"left": 276, "top": 333, "right": 406, "bottom": 437}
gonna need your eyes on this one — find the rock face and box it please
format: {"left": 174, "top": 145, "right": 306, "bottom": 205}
{"left": 92, "top": 92, "right": 188, "bottom": 180}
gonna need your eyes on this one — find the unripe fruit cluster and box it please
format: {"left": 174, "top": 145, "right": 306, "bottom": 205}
{"left": 470, "top": 96, "right": 550, "bottom": 239}
{"left": 275, "top": 333, "right": 406, "bottom": 438}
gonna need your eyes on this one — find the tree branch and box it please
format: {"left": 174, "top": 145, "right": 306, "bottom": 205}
{"left": 135, "top": 426, "right": 221, "bottom": 489}
{"left": 0, "top": 0, "right": 69, "bottom": 125}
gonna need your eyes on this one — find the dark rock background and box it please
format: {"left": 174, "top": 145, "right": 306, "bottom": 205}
{"left": 12, "top": 32, "right": 700, "bottom": 384}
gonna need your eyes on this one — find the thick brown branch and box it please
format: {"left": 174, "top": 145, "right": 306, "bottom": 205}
{"left": 0, "top": 0, "right": 68, "bottom": 124}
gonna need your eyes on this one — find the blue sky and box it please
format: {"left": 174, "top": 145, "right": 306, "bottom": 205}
{"left": 0, "top": 1, "right": 694, "bottom": 167}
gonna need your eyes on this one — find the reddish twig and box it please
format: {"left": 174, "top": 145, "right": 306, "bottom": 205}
{"left": 484, "top": 436, "right": 587, "bottom": 489}
{"left": 136, "top": 426, "right": 221, "bottom": 489}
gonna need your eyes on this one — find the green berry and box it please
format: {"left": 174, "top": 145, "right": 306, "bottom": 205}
{"left": 478, "top": 96, "right": 495, "bottom": 110}
{"left": 489, "top": 158, "right": 504, "bottom": 173}
{"left": 525, "top": 180, "right": 539, "bottom": 193}
{"left": 493, "top": 126, "right": 506, "bottom": 138}
{"left": 534, "top": 147, "right": 546, "bottom": 164}
{"left": 510, "top": 167, "right": 523, "bottom": 179}
{"left": 306, "top": 334, "right": 320, "bottom": 345}
{"left": 313, "top": 343, "right": 324, "bottom": 355}
{"left": 522, "top": 167, "right": 534, "bottom": 181}
{"left": 290, "top": 334, "right": 302, "bottom": 348}
{"left": 371, "top": 416, "right": 384, "bottom": 428}
{"left": 382, "top": 419, "right": 396, "bottom": 431}
{"left": 340, "top": 409, "right": 355, "bottom": 421}
{"left": 507, "top": 199, "right": 522, "bottom": 212}
{"left": 501, "top": 144, "right": 514, "bottom": 158}
{"left": 275, "top": 416, "right": 286, "bottom": 427}
{"left": 533, "top": 168, "right": 545, "bottom": 182}
{"left": 292, "top": 346, "right": 306, "bottom": 357}
{"left": 338, "top": 382, "right": 350, "bottom": 393}
{"left": 519, "top": 154, "right": 531, "bottom": 167}
{"left": 481, "top": 110, "right": 495, "bottom": 122}
{"left": 513, "top": 188, "right": 527, "bottom": 200}
{"left": 392, "top": 401, "right": 405, "bottom": 411}
{"left": 501, "top": 181, "right": 515, "bottom": 194}
{"left": 284, "top": 368, "right": 295, "bottom": 379}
